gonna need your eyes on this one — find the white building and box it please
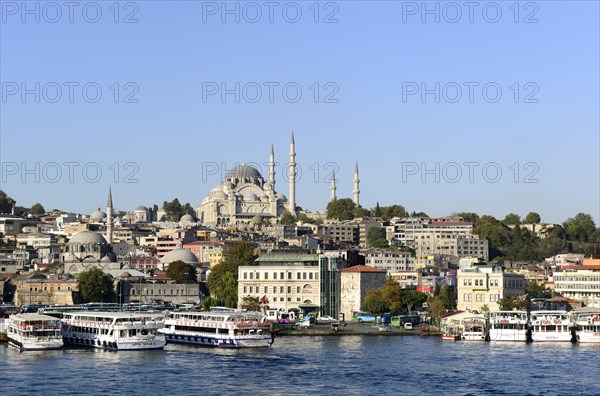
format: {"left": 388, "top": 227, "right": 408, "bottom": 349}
{"left": 553, "top": 260, "right": 600, "bottom": 308}
{"left": 339, "top": 265, "right": 386, "bottom": 320}
{"left": 362, "top": 249, "right": 415, "bottom": 272}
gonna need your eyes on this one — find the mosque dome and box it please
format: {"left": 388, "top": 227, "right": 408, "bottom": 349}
{"left": 135, "top": 206, "right": 149, "bottom": 212}
{"left": 243, "top": 192, "right": 258, "bottom": 201}
{"left": 276, "top": 193, "right": 288, "bottom": 201}
{"left": 226, "top": 164, "right": 262, "bottom": 179}
{"left": 180, "top": 214, "right": 194, "bottom": 223}
{"left": 68, "top": 231, "right": 107, "bottom": 245}
{"left": 160, "top": 248, "right": 199, "bottom": 265}
{"left": 89, "top": 208, "right": 107, "bottom": 221}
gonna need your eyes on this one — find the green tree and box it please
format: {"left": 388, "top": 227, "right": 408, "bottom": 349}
{"left": 452, "top": 212, "right": 480, "bottom": 223}
{"left": 297, "top": 213, "right": 315, "bottom": 224}
{"left": 205, "top": 242, "right": 258, "bottom": 307}
{"left": 361, "top": 289, "right": 390, "bottom": 315}
{"left": 436, "top": 285, "right": 457, "bottom": 311}
{"left": 354, "top": 205, "right": 371, "bottom": 218}
{"left": 380, "top": 205, "right": 408, "bottom": 221}
{"left": 381, "top": 277, "right": 403, "bottom": 312}
{"left": 563, "top": 213, "right": 596, "bottom": 242}
{"left": 429, "top": 297, "right": 447, "bottom": 326}
{"left": 374, "top": 203, "right": 382, "bottom": 218}
{"left": 0, "top": 190, "right": 16, "bottom": 213}
{"left": 524, "top": 280, "right": 552, "bottom": 299}
{"left": 474, "top": 215, "right": 511, "bottom": 259}
{"left": 162, "top": 198, "right": 195, "bottom": 222}
{"left": 367, "top": 227, "right": 389, "bottom": 248}
{"left": 240, "top": 296, "right": 261, "bottom": 311}
{"left": 326, "top": 198, "right": 356, "bottom": 221}
{"left": 503, "top": 213, "right": 521, "bottom": 225}
{"left": 402, "top": 290, "right": 428, "bottom": 313}
{"left": 524, "top": 212, "right": 541, "bottom": 224}
{"left": 165, "top": 260, "right": 197, "bottom": 283}
{"left": 498, "top": 296, "right": 527, "bottom": 311}
{"left": 77, "top": 267, "right": 116, "bottom": 303}
{"left": 280, "top": 210, "right": 297, "bottom": 225}
{"left": 29, "top": 203, "right": 45, "bottom": 215}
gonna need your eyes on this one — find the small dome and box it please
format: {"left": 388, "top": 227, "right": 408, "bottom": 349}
{"left": 180, "top": 214, "right": 194, "bottom": 223}
{"left": 100, "top": 255, "right": 112, "bottom": 263}
{"left": 135, "top": 206, "right": 149, "bottom": 212}
{"left": 160, "top": 248, "right": 199, "bottom": 265}
{"left": 251, "top": 215, "right": 263, "bottom": 224}
{"left": 90, "top": 208, "right": 107, "bottom": 220}
{"left": 68, "top": 231, "right": 107, "bottom": 245}
{"left": 276, "top": 193, "right": 287, "bottom": 201}
{"left": 226, "top": 164, "right": 262, "bottom": 179}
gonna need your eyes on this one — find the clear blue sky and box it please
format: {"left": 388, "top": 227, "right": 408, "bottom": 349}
{"left": 1, "top": 1, "right": 598, "bottom": 224}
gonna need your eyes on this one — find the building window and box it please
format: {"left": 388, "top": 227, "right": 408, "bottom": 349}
{"left": 243, "top": 286, "right": 247, "bottom": 293}
{"left": 264, "top": 286, "right": 268, "bottom": 294}
{"left": 249, "top": 286, "right": 253, "bottom": 293}
{"left": 256, "top": 272, "right": 260, "bottom": 280}
{"left": 243, "top": 272, "right": 247, "bottom": 280}
{"left": 280, "top": 286, "right": 284, "bottom": 293}
{"left": 287, "top": 286, "right": 291, "bottom": 294}
{"left": 303, "top": 272, "right": 307, "bottom": 280}
{"left": 264, "top": 273, "right": 268, "bottom": 280}
{"left": 309, "top": 273, "right": 313, "bottom": 280}
{"left": 297, "top": 273, "right": 301, "bottom": 280}
{"left": 296, "top": 286, "right": 300, "bottom": 294}
{"left": 287, "top": 272, "right": 291, "bottom": 280}
{"left": 273, "top": 272, "right": 277, "bottom": 280}
{"left": 281, "top": 272, "right": 285, "bottom": 279}
{"left": 249, "top": 272, "right": 253, "bottom": 280}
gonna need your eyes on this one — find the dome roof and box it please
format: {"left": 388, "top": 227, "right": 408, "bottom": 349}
{"left": 276, "top": 193, "right": 288, "bottom": 201}
{"left": 135, "top": 206, "right": 149, "bottom": 212}
{"left": 160, "top": 248, "right": 199, "bottom": 265}
{"left": 226, "top": 164, "right": 262, "bottom": 179}
{"left": 90, "top": 208, "right": 107, "bottom": 220}
{"left": 68, "top": 231, "right": 107, "bottom": 245}
{"left": 180, "top": 214, "right": 194, "bottom": 222}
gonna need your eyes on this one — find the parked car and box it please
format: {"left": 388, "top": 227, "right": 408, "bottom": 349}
{"left": 404, "top": 322, "right": 413, "bottom": 330}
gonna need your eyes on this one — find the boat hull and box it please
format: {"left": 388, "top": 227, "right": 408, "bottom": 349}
{"left": 531, "top": 333, "right": 573, "bottom": 342}
{"left": 8, "top": 336, "right": 63, "bottom": 351}
{"left": 62, "top": 334, "right": 166, "bottom": 350}
{"left": 163, "top": 332, "right": 272, "bottom": 348}
{"left": 577, "top": 332, "right": 600, "bottom": 343}
{"left": 489, "top": 329, "right": 528, "bottom": 342}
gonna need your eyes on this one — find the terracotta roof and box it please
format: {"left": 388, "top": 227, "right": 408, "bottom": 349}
{"left": 341, "top": 265, "right": 386, "bottom": 273}
{"left": 562, "top": 265, "right": 600, "bottom": 271}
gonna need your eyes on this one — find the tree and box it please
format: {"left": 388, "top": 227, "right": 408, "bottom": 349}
{"left": 498, "top": 296, "right": 527, "bottom": 311}
{"left": 524, "top": 280, "right": 552, "bottom": 299}
{"left": 162, "top": 198, "right": 195, "bottom": 222}
{"left": 354, "top": 205, "right": 371, "bottom": 218}
{"left": 374, "top": 202, "right": 382, "bottom": 218}
{"left": 205, "top": 242, "right": 258, "bottom": 307}
{"left": 380, "top": 205, "right": 408, "bottom": 221}
{"left": 402, "top": 290, "right": 428, "bottom": 313}
{"left": 381, "top": 277, "right": 403, "bottom": 312}
{"left": 0, "top": 190, "right": 16, "bottom": 213}
{"left": 280, "top": 210, "right": 297, "bottom": 226}
{"left": 361, "top": 289, "right": 389, "bottom": 315}
{"left": 326, "top": 198, "right": 356, "bottom": 221}
{"left": 563, "top": 213, "right": 596, "bottom": 242}
{"left": 78, "top": 267, "right": 116, "bottom": 303}
{"left": 429, "top": 297, "right": 447, "bottom": 326}
{"left": 452, "top": 212, "right": 479, "bottom": 223}
{"left": 297, "top": 213, "right": 315, "bottom": 224}
{"left": 165, "top": 260, "right": 197, "bottom": 283}
{"left": 367, "top": 227, "right": 389, "bottom": 248}
{"left": 524, "top": 212, "right": 541, "bottom": 224}
{"left": 503, "top": 213, "right": 521, "bottom": 225}
{"left": 240, "top": 296, "right": 261, "bottom": 311}
{"left": 436, "top": 285, "right": 457, "bottom": 311}
{"left": 29, "top": 203, "right": 45, "bottom": 215}
{"left": 411, "top": 211, "right": 429, "bottom": 218}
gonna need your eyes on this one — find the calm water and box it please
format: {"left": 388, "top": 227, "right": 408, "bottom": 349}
{"left": 1, "top": 336, "right": 599, "bottom": 395}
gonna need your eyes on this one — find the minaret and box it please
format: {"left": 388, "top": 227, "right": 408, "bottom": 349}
{"left": 330, "top": 170, "right": 337, "bottom": 202}
{"left": 288, "top": 131, "right": 296, "bottom": 215}
{"left": 269, "top": 144, "right": 275, "bottom": 188}
{"left": 353, "top": 162, "right": 360, "bottom": 207}
{"left": 107, "top": 186, "right": 114, "bottom": 244}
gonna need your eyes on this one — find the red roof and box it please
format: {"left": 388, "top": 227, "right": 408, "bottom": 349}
{"left": 562, "top": 265, "right": 600, "bottom": 271}
{"left": 341, "top": 265, "right": 386, "bottom": 273}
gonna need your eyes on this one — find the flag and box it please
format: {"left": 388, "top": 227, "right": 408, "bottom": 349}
{"left": 259, "top": 295, "right": 267, "bottom": 304}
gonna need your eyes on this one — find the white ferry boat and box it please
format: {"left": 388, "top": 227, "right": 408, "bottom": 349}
{"left": 6, "top": 313, "right": 63, "bottom": 351}
{"left": 573, "top": 311, "right": 600, "bottom": 344}
{"left": 489, "top": 311, "right": 529, "bottom": 342}
{"left": 160, "top": 308, "right": 273, "bottom": 348}
{"left": 61, "top": 311, "right": 166, "bottom": 350}
{"left": 530, "top": 310, "right": 573, "bottom": 342}
{"left": 462, "top": 317, "right": 487, "bottom": 341}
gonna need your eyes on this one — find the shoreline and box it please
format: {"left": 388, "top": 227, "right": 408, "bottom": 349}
{"left": 272, "top": 322, "right": 442, "bottom": 337}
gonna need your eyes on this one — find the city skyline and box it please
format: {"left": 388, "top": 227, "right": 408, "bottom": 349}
{"left": 1, "top": 1, "right": 598, "bottom": 224}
